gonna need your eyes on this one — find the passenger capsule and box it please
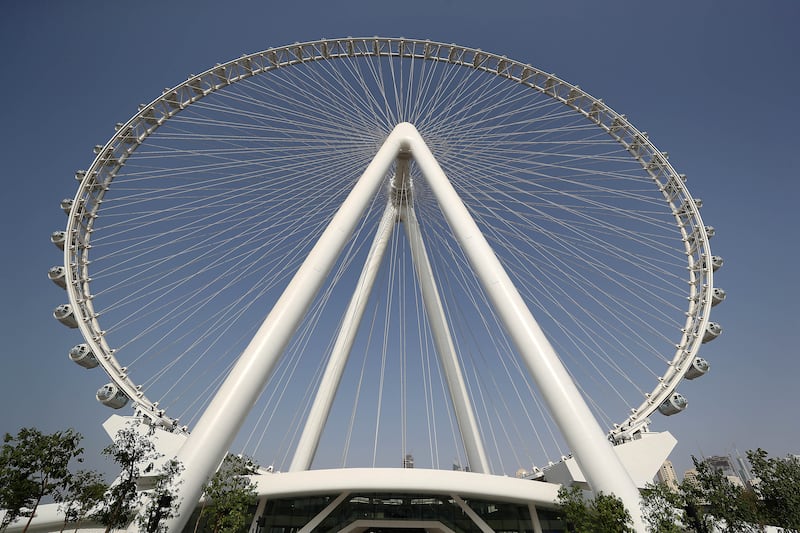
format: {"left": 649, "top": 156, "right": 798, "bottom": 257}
{"left": 69, "top": 344, "right": 99, "bottom": 369}
{"left": 658, "top": 393, "right": 688, "bottom": 416}
{"left": 51, "top": 231, "right": 67, "bottom": 250}
{"left": 675, "top": 198, "right": 702, "bottom": 216}
{"left": 53, "top": 304, "right": 79, "bottom": 328}
{"left": 96, "top": 383, "right": 128, "bottom": 409}
{"left": 702, "top": 322, "right": 723, "bottom": 343}
{"left": 701, "top": 255, "right": 724, "bottom": 271}
{"left": 48, "top": 266, "right": 67, "bottom": 289}
{"left": 685, "top": 357, "right": 710, "bottom": 380}
{"left": 60, "top": 199, "right": 73, "bottom": 214}
{"left": 710, "top": 288, "right": 726, "bottom": 307}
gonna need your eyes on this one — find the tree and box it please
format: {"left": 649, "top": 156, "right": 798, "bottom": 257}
{"left": 0, "top": 467, "right": 36, "bottom": 532}
{"left": 194, "top": 455, "right": 258, "bottom": 533}
{"left": 591, "top": 492, "right": 635, "bottom": 532}
{"left": 641, "top": 481, "right": 692, "bottom": 533}
{"left": 556, "top": 485, "right": 634, "bottom": 533}
{"left": 56, "top": 470, "right": 107, "bottom": 533}
{"left": 641, "top": 458, "right": 758, "bottom": 533}
{"left": 747, "top": 448, "right": 800, "bottom": 531}
{"left": 0, "top": 427, "right": 84, "bottom": 532}
{"left": 640, "top": 451, "right": 800, "bottom": 533}
{"left": 92, "top": 426, "right": 181, "bottom": 533}
{"left": 557, "top": 486, "right": 590, "bottom": 533}
{"left": 138, "top": 458, "right": 183, "bottom": 533}
{"left": 683, "top": 456, "right": 761, "bottom": 533}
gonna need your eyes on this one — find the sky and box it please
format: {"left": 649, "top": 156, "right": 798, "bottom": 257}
{"left": 1, "top": 1, "right": 798, "bottom": 482}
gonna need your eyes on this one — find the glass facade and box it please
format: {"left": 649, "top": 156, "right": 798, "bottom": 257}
{"left": 255, "top": 492, "right": 567, "bottom": 533}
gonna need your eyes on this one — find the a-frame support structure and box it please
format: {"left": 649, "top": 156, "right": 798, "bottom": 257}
{"left": 159, "top": 122, "right": 645, "bottom": 532}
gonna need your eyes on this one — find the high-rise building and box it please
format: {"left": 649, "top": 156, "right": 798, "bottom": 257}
{"left": 707, "top": 455, "right": 735, "bottom": 475}
{"left": 683, "top": 468, "right": 698, "bottom": 486}
{"left": 707, "top": 455, "right": 744, "bottom": 487}
{"left": 403, "top": 453, "right": 414, "bottom": 469}
{"left": 656, "top": 459, "right": 680, "bottom": 492}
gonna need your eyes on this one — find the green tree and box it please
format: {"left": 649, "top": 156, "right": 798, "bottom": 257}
{"left": 591, "top": 492, "right": 635, "bottom": 532}
{"left": 92, "top": 426, "right": 181, "bottom": 533}
{"left": 194, "top": 455, "right": 258, "bottom": 533}
{"left": 684, "top": 456, "right": 761, "bottom": 533}
{"left": 0, "top": 427, "right": 84, "bottom": 532}
{"left": 640, "top": 482, "right": 685, "bottom": 533}
{"left": 747, "top": 448, "right": 800, "bottom": 531}
{"left": 556, "top": 485, "right": 633, "bottom": 533}
{"left": 56, "top": 470, "right": 107, "bottom": 533}
{"left": 0, "top": 467, "right": 36, "bottom": 532}
{"left": 138, "top": 458, "right": 183, "bottom": 533}
{"left": 557, "top": 486, "right": 590, "bottom": 533}
{"left": 641, "top": 452, "right": 799, "bottom": 533}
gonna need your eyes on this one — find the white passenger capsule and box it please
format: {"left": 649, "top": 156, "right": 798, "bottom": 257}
{"left": 702, "top": 322, "right": 723, "bottom": 343}
{"left": 658, "top": 393, "right": 688, "bottom": 416}
{"left": 60, "top": 199, "right": 73, "bottom": 214}
{"left": 69, "top": 344, "right": 99, "bottom": 369}
{"left": 701, "top": 255, "right": 724, "bottom": 271}
{"left": 685, "top": 357, "right": 710, "bottom": 380}
{"left": 51, "top": 231, "right": 67, "bottom": 250}
{"left": 48, "top": 266, "right": 67, "bottom": 289}
{"left": 710, "top": 288, "right": 726, "bottom": 307}
{"left": 687, "top": 225, "right": 715, "bottom": 251}
{"left": 53, "top": 304, "right": 79, "bottom": 328}
{"left": 96, "top": 383, "right": 128, "bottom": 409}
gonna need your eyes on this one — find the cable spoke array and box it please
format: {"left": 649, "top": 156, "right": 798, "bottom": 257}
{"left": 55, "top": 38, "right": 719, "bottom": 476}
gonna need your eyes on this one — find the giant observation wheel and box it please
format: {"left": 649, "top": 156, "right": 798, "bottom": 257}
{"left": 50, "top": 36, "right": 723, "bottom": 527}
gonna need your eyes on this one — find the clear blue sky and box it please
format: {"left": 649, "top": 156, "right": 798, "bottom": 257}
{"left": 1, "top": 1, "right": 798, "bottom": 480}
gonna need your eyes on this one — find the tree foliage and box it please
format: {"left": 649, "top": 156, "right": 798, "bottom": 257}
{"left": 683, "top": 456, "right": 761, "bottom": 533}
{"left": 747, "top": 448, "right": 800, "bottom": 531}
{"left": 138, "top": 458, "right": 183, "bottom": 533}
{"left": 0, "top": 427, "right": 84, "bottom": 532}
{"left": 641, "top": 450, "right": 800, "bottom": 533}
{"left": 92, "top": 426, "right": 181, "bottom": 533}
{"left": 556, "top": 485, "right": 634, "bottom": 533}
{"left": 640, "top": 481, "right": 685, "bottom": 533}
{"left": 56, "top": 470, "right": 107, "bottom": 533}
{"left": 194, "top": 454, "right": 258, "bottom": 533}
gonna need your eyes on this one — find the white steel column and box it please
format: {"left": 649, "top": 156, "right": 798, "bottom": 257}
{"left": 397, "top": 123, "right": 645, "bottom": 530}
{"left": 400, "top": 204, "right": 490, "bottom": 474}
{"left": 289, "top": 204, "right": 398, "bottom": 472}
{"left": 161, "top": 126, "right": 411, "bottom": 533}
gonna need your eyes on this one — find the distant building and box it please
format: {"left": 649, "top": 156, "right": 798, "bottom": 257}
{"left": 683, "top": 468, "right": 698, "bottom": 486}
{"left": 707, "top": 455, "right": 744, "bottom": 487}
{"left": 453, "top": 461, "right": 470, "bottom": 472}
{"left": 656, "top": 459, "right": 680, "bottom": 492}
{"left": 736, "top": 453, "right": 754, "bottom": 485}
{"left": 403, "top": 453, "right": 414, "bottom": 468}
{"left": 726, "top": 475, "right": 744, "bottom": 488}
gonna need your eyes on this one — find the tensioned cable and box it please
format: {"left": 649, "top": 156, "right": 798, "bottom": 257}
{"left": 68, "top": 47, "right": 705, "bottom": 474}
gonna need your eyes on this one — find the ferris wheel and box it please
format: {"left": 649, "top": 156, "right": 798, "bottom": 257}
{"left": 50, "top": 36, "right": 723, "bottom": 518}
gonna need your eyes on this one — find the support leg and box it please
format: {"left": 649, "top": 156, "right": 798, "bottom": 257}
{"left": 401, "top": 204, "right": 490, "bottom": 474}
{"left": 290, "top": 204, "right": 397, "bottom": 472}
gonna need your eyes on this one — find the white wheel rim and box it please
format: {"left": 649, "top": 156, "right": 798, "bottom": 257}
{"left": 60, "top": 37, "right": 717, "bottom": 470}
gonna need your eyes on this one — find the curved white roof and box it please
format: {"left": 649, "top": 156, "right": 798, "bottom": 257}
{"left": 253, "top": 468, "right": 562, "bottom": 507}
